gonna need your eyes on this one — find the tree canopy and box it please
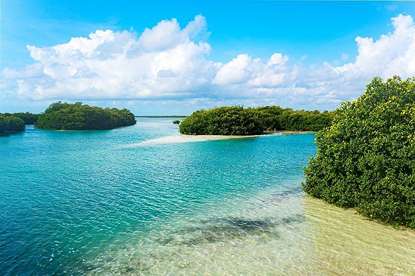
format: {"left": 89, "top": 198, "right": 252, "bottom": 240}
{"left": 179, "top": 106, "right": 333, "bottom": 135}
{"left": 2, "top": 112, "right": 39, "bottom": 124}
{"left": 35, "top": 102, "right": 136, "bottom": 130}
{"left": 303, "top": 77, "right": 415, "bottom": 228}
{"left": 0, "top": 115, "right": 25, "bottom": 135}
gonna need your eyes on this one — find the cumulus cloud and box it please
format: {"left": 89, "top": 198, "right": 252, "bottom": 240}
{"left": 312, "top": 13, "right": 415, "bottom": 102}
{"left": 1, "top": 14, "right": 415, "bottom": 109}
{"left": 3, "top": 15, "right": 217, "bottom": 100}
{"left": 336, "top": 14, "right": 415, "bottom": 78}
{"left": 213, "top": 53, "right": 291, "bottom": 88}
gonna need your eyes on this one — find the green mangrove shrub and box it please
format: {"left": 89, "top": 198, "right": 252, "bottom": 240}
{"left": 1, "top": 112, "right": 39, "bottom": 124}
{"left": 179, "top": 106, "right": 333, "bottom": 135}
{"left": 12, "top": 112, "right": 39, "bottom": 124}
{"left": 36, "top": 102, "right": 136, "bottom": 130}
{"left": 304, "top": 77, "right": 415, "bottom": 228}
{"left": 0, "top": 115, "right": 25, "bottom": 135}
{"left": 179, "top": 106, "right": 264, "bottom": 135}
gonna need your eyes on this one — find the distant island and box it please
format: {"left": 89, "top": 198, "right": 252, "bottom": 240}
{"left": 1, "top": 112, "right": 39, "bottom": 125}
{"left": 0, "top": 112, "right": 41, "bottom": 135}
{"left": 0, "top": 114, "right": 25, "bottom": 135}
{"left": 1, "top": 102, "right": 137, "bottom": 132}
{"left": 179, "top": 106, "right": 334, "bottom": 135}
{"left": 35, "top": 102, "right": 136, "bottom": 130}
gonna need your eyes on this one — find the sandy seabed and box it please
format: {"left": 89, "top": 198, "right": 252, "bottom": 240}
{"left": 86, "top": 185, "right": 415, "bottom": 275}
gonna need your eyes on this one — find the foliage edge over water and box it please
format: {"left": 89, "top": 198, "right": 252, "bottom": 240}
{"left": 304, "top": 76, "right": 415, "bottom": 228}
{"left": 179, "top": 106, "right": 334, "bottom": 135}
{"left": 36, "top": 102, "right": 136, "bottom": 130}
{"left": 0, "top": 115, "right": 25, "bottom": 135}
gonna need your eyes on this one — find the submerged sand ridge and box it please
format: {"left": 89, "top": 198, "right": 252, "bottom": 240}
{"left": 126, "top": 132, "right": 311, "bottom": 147}
{"left": 124, "top": 134, "right": 262, "bottom": 147}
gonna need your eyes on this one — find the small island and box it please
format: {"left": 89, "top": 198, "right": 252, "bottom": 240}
{"left": 0, "top": 115, "right": 25, "bottom": 135}
{"left": 179, "top": 106, "right": 334, "bottom": 135}
{"left": 35, "top": 102, "right": 136, "bottom": 130}
{"left": 1, "top": 112, "right": 39, "bottom": 125}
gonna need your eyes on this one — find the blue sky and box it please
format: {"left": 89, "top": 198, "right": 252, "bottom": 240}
{"left": 1, "top": 1, "right": 415, "bottom": 114}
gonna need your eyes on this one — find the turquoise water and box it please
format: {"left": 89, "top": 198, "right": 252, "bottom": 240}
{"left": 2, "top": 118, "right": 414, "bottom": 275}
{"left": 0, "top": 118, "right": 315, "bottom": 274}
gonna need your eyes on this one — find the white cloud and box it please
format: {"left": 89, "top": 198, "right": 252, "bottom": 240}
{"left": 213, "top": 54, "right": 252, "bottom": 85}
{"left": 213, "top": 53, "right": 291, "bottom": 88}
{"left": 2, "top": 15, "right": 217, "bottom": 100}
{"left": 310, "top": 13, "right": 415, "bottom": 102}
{"left": 2, "top": 14, "right": 415, "bottom": 110}
{"left": 336, "top": 14, "right": 415, "bottom": 78}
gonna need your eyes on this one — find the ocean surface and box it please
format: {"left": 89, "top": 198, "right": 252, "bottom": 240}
{"left": 1, "top": 118, "right": 414, "bottom": 275}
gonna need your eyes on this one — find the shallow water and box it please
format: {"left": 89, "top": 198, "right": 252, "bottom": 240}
{"left": 0, "top": 118, "right": 413, "bottom": 275}
{"left": 85, "top": 189, "right": 415, "bottom": 275}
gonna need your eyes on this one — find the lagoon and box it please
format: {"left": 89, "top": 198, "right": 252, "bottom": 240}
{"left": 0, "top": 117, "right": 414, "bottom": 275}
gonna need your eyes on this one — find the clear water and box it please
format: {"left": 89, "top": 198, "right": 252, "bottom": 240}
{"left": 1, "top": 118, "right": 414, "bottom": 275}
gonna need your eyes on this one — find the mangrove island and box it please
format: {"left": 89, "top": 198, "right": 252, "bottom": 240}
{"left": 179, "top": 106, "right": 334, "bottom": 135}
{"left": 0, "top": 114, "right": 25, "bottom": 135}
{"left": 36, "top": 102, "right": 136, "bottom": 130}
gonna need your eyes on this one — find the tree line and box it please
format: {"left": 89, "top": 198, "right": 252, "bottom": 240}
{"left": 0, "top": 115, "right": 26, "bottom": 135}
{"left": 0, "top": 112, "right": 40, "bottom": 135}
{"left": 179, "top": 106, "right": 334, "bottom": 135}
{"left": 1, "top": 102, "right": 136, "bottom": 133}
{"left": 35, "top": 102, "right": 136, "bottom": 130}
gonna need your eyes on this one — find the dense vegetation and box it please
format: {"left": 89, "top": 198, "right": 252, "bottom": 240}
{"left": 179, "top": 106, "right": 333, "bottom": 135}
{"left": 2, "top": 112, "right": 39, "bottom": 124}
{"left": 304, "top": 77, "right": 415, "bottom": 228}
{"left": 0, "top": 115, "right": 25, "bottom": 135}
{"left": 36, "top": 102, "right": 136, "bottom": 130}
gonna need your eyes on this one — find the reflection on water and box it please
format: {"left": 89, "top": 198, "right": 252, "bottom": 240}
{"left": 86, "top": 186, "right": 415, "bottom": 275}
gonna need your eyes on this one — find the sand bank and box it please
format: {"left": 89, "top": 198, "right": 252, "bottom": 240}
{"left": 126, "top": 132, "right": 311, "bottom": 147}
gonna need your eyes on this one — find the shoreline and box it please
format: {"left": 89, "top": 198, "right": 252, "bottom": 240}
{"left": 125, "top": 131, "right": 314, "bottom": 147}
{"left": 265, "top": 130, "right": 314, "bottom": 135}
{"left": 181, "top": 130, "right": 314, "bottom": 138}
